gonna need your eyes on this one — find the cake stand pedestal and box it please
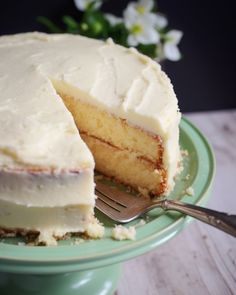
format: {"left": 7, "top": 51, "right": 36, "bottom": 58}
{"left": 0, "top": 264, "right": 121, "bottom": 295}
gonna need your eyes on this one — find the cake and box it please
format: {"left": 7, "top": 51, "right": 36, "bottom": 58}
{"left": 0, "top": 32, "right": 181, "bottom": 245}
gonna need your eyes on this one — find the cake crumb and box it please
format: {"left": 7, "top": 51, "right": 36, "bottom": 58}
{"left": 175, "top": 149, "right": 189, "bottom": 178}
{"left": 138, "top": 187, "right": 149, "bottom": 197}
{"left": 73, "top": 238, "right": 85, "bottom": 245}
{"left": 111, "top": 225, "right": 136, "bottom": 241}
{"left": 185, "top": 174, "right": 190, "bottom": 180}
{"left": 37, "top": 232, "right": 57, "bottom": 246}
{"left": 176, "top": 163, "right": 184, "bottom": 175}
{"left": 185, "top": 186, "right": 195, "bottom": 196}
{"left": 136, "top": 219, "right": 146, "bottom": 227}
{"left": 181, "top": 149, "right": 189, "bottom": 157}
{"left": 86, "top": 219, "right": 104, "bottom": 239}
{"left": 17, "top": 242, "right": 26, "bottom": 246}
{"left": 154, "top": 169, "right": 159, "bottom": 174}
{"left": 125, "top": 186, "right": 132, "bottom": 193}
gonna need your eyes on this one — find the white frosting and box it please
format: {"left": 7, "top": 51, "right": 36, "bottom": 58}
{"left": 0, "top": 32, "right": 180, "bottom": 227}
{"left": 0, "top": 198, "right": 104, "bottom": 245}
{"left": 0, "top": 168, "right": 95, "bottom": 206}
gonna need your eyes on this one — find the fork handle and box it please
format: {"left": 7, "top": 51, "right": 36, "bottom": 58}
{"left": 161, "top": 200, "right": 236, "bottom": 237}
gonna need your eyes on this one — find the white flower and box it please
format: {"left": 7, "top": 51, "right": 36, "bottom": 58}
{"left": 128, "top": 0, "right": 154, "bottom": 15}
{"left": 105, "top": 13, "right": 123, "bottom": 26}
{"left": 124, "top": 0, "right": 153, "bottom": 21}
{"left": 124, "top": 4, "right": 160, "bottom": 46}
{"left": 153, "top": 13, "right": 168, "bottom": 28}
{"left": 125, "top": 16, "right": 160, "bottom": 47}
{"left": 74, "top": 0, "right": 102, "bottom": 11}
{"left": 163, "top": 30, "right": 183, "bottom": 61}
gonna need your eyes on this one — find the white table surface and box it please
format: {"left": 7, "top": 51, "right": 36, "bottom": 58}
{"left": 116, "top": 110, "right": 236, "bottom": 295}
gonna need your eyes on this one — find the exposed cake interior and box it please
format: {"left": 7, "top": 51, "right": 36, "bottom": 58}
{"left": 53, "top": 80, "right": 167, "bottom": 195}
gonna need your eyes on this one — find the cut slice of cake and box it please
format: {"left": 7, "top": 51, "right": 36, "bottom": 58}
{"left": 0, "top": 68, "right": 104, "bottom": 245}
{"left": 0, "top": 34, "right": 104, "bottom": 245}
{"left": 0, "top": 32, "right": 181, "bottom": 245}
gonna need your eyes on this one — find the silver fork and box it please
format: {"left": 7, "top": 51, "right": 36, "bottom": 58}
{"left": 95, "top": 181, "right": 236, "bottom": 237}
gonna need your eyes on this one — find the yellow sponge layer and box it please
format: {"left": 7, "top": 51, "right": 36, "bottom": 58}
{"left": 60, "top": 93, "right": 163, "bottom": 165}
{"left": 82, "top": 133, "right": 166, "bottom": 195}
{"left": 58, "top": 91, "right": 166, "bottom": 195}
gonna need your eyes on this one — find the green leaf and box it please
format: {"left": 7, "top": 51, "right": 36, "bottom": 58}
{"left": 152, "top": 1, "right": 158, "bottom": 12}
{"left": 86, "top": 1, "right": 100, "bottom": 11}
{"left": 80, "top": 10, "right": 109, "bottom": 38}
{"left": 136, "top": 44, "right": 157, "bottom": 58}
{"left": 62, "top": 15, "right": 80, "bottom": 34}
{"left": 108, "top": 23, "right": 129, "bottom": 47}
{"left": 37, "top": 16, "right": 63, "bottom": 33}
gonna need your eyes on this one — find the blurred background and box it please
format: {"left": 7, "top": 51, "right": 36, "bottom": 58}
{"left": 0, "top": 0, "right": 235, "bottom": 112}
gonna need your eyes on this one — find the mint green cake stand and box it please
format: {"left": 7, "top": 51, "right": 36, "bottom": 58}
{"left": 0, "top": 118, "right": 215, "bottom": 295}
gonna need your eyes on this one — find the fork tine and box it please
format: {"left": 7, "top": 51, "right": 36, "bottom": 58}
{"left": 95, "top": 189, "right": 125, "bottom": 211}
{"left": 96, "top": 187, "right": 127, "bottom": 208}
{"left": 95, "top": 179, "right": 156, "bottom": 223}
{"left": 95, "top": 181, "right": 140, "bottom": 206}
{"left": 95, "top": 197, "right": 121, "bottom": 222}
